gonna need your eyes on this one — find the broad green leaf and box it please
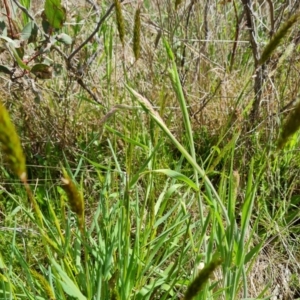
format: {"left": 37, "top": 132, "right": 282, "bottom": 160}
{"left": 31, "top": 63, "right": 52, "bottom": 79}
{"left": 21, "top": 21, "right": 38, "bottom": 43}
{"left": 0, "top": 65, "right": 12, "bottom": 75}
{"left": 0, "top": 18, "right": 7, "bottom": 36}
{"left": 42, "top": 18, "right": 51, "bottom": 34}
{"left": 152, "top": 169, "right": 199, "bottom": 191}
{"left": 51, "top": 259, "right": 87, "bottom": 300}
{"left": 0, "top": 35, "right": 21, "bottom": 48}
{"left": 10, "top": 46, "right": 30, "bottom": 70}
{"left": 44, "top": 0, "right": 66, "bottom": 29}
{"left": 56, "top": 33, "right": 72, "bottom": 45}
{"left": 0, "top": 37, "right": 30, "bottom": 71}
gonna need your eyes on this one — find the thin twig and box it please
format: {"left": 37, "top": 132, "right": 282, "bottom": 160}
{"left": 180, "top": 0, "right": 196, "bottom": 68}
{"left": 86, "top": 0, "right": 100, "bottom": 15}
{"left": 3, "top": 0, "right": 19, "bottom": 38}
{"left": 230, "top": 2, "right": 244, "bottom": 72}
{"left": 241, "top": 0, "right": 264, "bottom": 124}
{"left": 11, "top": 0, "right": 35, "bottom": 21}
{"left": 192, "top": 79, "right": 223, "bottom": 122}
{"left": 76, "top": 77, "right": 104, "bottom": 106}
{"left": 67, "top": 0, "right": 125, "bottom": 64}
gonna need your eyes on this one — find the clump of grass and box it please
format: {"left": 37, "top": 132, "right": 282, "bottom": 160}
{"left": 0, "top": 101, "right": 26, "bottom": 181}
{"left": 133, "top": 6, "right": 141, "bottom": 60}
{"left": 114, "top": 0, "right": 125, "bottom": 46}
{"left": 259, "top": 13, "right": 299, "bottom": 65}
{"left": 61, "top": 168, "right": 85, "bottom": 231}
{"left": 277, "top": 100, "right": 300, "bottom": 149}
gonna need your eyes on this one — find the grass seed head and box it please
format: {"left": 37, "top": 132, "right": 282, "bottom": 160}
{"left": 0, "top": 101, "right": 26, "bottom": 180}
{"left": 61, "top": 168, "right": 85, "bottom": 230}
{"left": 133, "top": 7, "right": 141, "bottom": 60}
{"left": 184, "top": 256, "right": 222, "bottom": 300}
{"left": 259, "top": 13, "right": 299, "bottom": 65}
{"left": 30, "top": 269, "right": 56, "bottom": 300}
{"left": 114, "top": 0, "right": 125, "bottom": 46}
{"left": 277, "top": 100, "right": 300, "bottom": 150}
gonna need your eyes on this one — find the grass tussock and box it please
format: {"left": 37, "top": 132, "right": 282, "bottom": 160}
{"left": 0, "top": 0, "right": 300, "bottom": 299}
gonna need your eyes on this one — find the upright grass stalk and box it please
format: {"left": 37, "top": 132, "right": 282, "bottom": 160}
{"left": 163, "top": 39, "right": 206, "bottom": 250}
{"left": 125, "top": 85, "right": 230, "bottom": 226}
